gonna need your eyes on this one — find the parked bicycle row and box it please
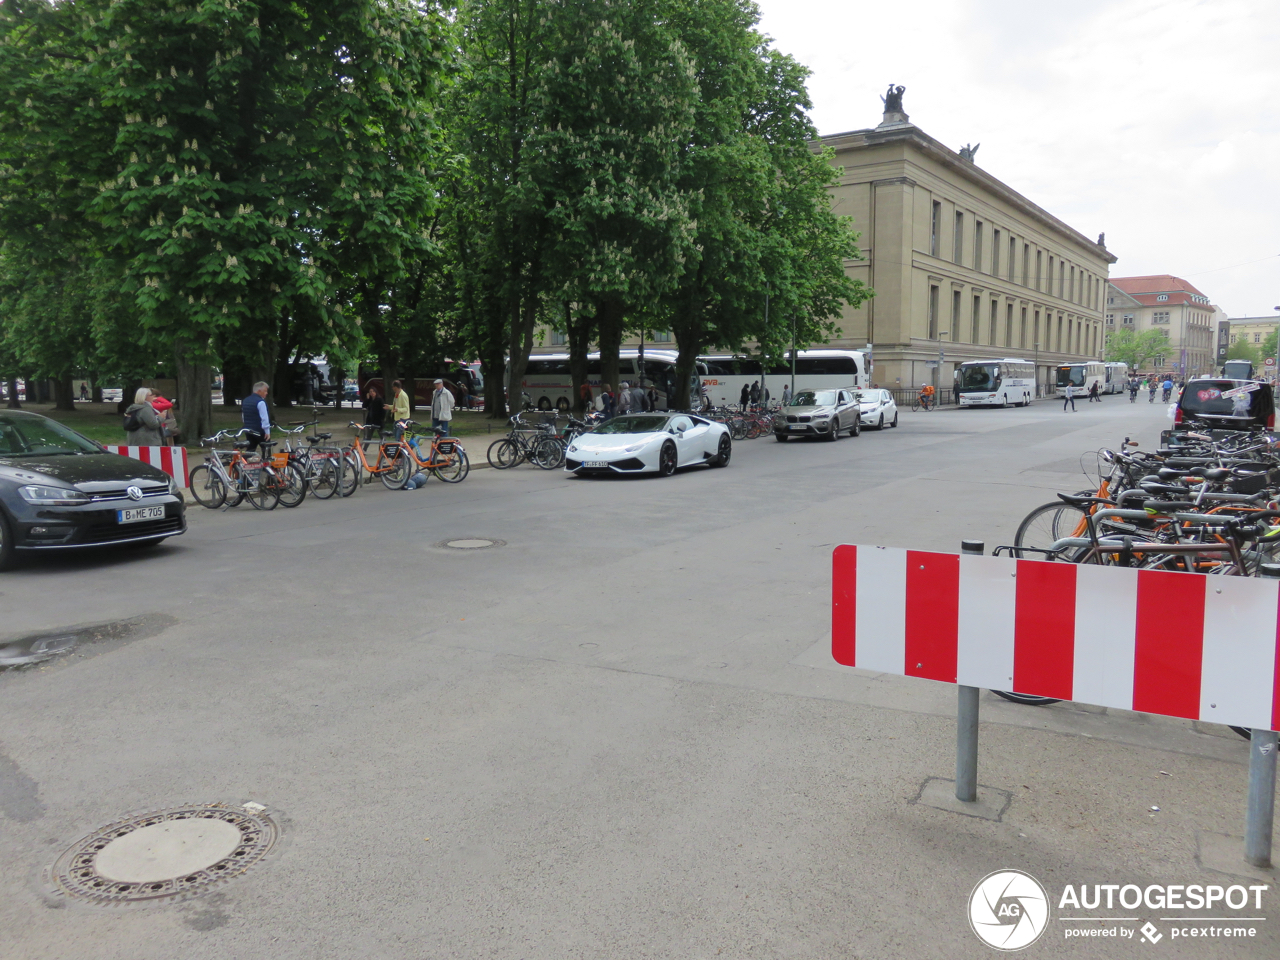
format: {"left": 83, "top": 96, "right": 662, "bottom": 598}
{"left": 188, "top": 416, "right": 470, "bottom": 510}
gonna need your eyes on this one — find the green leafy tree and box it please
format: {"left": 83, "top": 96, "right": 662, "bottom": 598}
{"left": 1225, "top": 338, "right": 1260, "bottom": 365}
{"left": 1105, "top": 327, "right": 1169, "bottom": 372}
{"left": 0, "top": 0, "right": 451, "bottom": 438}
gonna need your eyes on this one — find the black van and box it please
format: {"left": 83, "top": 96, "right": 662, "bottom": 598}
{"left": 1168, "top": 378, "right": 1275, "bottom": 435}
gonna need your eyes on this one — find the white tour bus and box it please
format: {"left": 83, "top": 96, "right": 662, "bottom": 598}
{"left": 520, "top": 350, "right": 703, "bottom": 411}
{"left": 955, "top": 358, "right": 1035, "bottom": 408}
{"left": 1104, "top": 361, "right": 1129, "bottom": 394}
{"left": 698, "top": 349, "right": 870, "bottom": 407}
{"left": 1056, "top": 361, "right": 1106, "bottom": 398}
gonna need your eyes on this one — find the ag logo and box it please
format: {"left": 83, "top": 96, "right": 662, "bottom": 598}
{"left": 968, "top": 869, "right": 1050, "bottom": 951}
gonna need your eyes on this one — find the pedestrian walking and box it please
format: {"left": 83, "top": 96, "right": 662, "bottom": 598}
{"left": 781, "top": 383, "right": 792, "bottom": 405}
{"left": 630, "top": 381, "right": 647, "bottom": 413}
{"left": 600, "top": 383, "right": 615, "bottom": 420}
{"left": 1062, "top": 382, "right": 1076, "bottom": 412}
{"left": 123, "top": 387, "right": 165, "bottom": 445}
{"left": 739, "top": 383, "right": 750, "bottom": 409}
{"left": 149, "top": 392, "right": 178, "bottom": 443}
{"left": 1088, "top": 381, "right": 1100, "bottom": 403}
{"left": 749, "top": 380, "right": 761, "bottom": 409}
{"left": 79, "top": 382, "right": 89, "bottom": 402}
{"left": 579, "top": 381, "right": 594, "bottom": 413}
{"left": 240, "top": 381, "right": 272, "bottom": 452}
{"left": 431, "top": 378, "right": 455, "bottom": 436}
{"left": 617, "top": 381, "right": 632, "bottom": 415}
{"left": 389, "top": 380, "right": 411, "bottom": 437}
{"left": 456, "top": 380, "right": 469, "bottom": 412}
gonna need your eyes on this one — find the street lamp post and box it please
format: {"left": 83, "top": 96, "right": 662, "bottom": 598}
{"left": 937, "top": 332, "right": 949, "bottom": 403}
{"left": 1034, "top": 341, "right": 1041, "bottom": 398}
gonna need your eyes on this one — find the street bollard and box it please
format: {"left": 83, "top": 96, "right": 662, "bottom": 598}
{"left": 956, "top": 540, "right": 985, "bottom": 803}
{"left": 1245, "top": 728, "right": 1278, "bottom": 868}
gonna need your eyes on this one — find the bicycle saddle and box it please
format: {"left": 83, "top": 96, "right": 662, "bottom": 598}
{"left": 234, "top": 441, "right": 251, "bottom": 449}
{"left": 307, "top": 433, "right": 332, "bottom": 442}
{"left": 1057, "top": 493, "right": 1113, "bottom": 507}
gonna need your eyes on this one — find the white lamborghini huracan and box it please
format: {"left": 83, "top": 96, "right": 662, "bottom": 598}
{"left": 564, "top": 414, "right": 733, "bottom": 477}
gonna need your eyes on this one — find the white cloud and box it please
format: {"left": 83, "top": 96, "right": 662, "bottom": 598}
{"left": 756, "top": 0, "right": 1280, "bottom": 315}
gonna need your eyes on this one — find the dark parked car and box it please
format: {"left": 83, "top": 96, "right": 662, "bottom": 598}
{"left": 1162, "top": 378, "right": 1276, "bottom": 447}
{"left": 0, "top": 411, "right": 186, "bottom": 570}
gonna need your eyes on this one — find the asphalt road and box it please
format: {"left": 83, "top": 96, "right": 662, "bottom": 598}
{"left": 1, "top": 396, "right": 1275, "bottom": 959}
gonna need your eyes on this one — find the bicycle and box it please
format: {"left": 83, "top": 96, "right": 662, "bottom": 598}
{"left": 911, "top": 392, "right": 936, "bottom": 412}
{"left": 401, "top": 422, "right": 470, "bottom": 483}
{"left": 283, "top": 413, "right": 347, "bottom": 499}
{"left": 188, "top": 430, "right": 281, "bottom": 510}
{"left": 341, "top": 421, "right": 414, "bottom": 491}
{"left": 486, "top": 414, "right": 562, "bottom": 469}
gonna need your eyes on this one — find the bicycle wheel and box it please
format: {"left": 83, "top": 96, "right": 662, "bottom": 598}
{"left": 243, "top": 469, "right": 280, "bottom": 510}
{"left": 309, "top": 458, "right": 340, "bottom": 499}
{"left": 910, "top": 395, "right": 920, "bottom": 412}
{"left": 1012, "top": 502, "right": 1093, "bottom": 560}
{"left": 433, "top": 448, "right": 470, "bottom": 483}
{"left": 533, "top": 437, "right": 565, "bottom": 469}
{"left": 489, "top": 438, "right": 522, "bottom": 469}
{"left": 338, "top": 454, "right": 361, "bottom": 496}
{"left": 730, "top": 418, "right": 748, "bottom": 441}
{"left": 993, "top": 690, "right": 1062, "bottom": 706}
{"left": 381, "top": 446, "right": 413, "bottom": 490}
{"left": 745, "top": 420, "right": 761, "bottom": 440}
{"left": 277, "top": 462, "right": 309, "bottom": 507}
{"left": 187, "top": 464, "right": 226, "bottom": 509}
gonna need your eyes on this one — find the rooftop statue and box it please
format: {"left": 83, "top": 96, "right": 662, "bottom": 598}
{"left": 959, "top": 143, "right": 980, "bottom": 162}
{"left": 880, "top": 84, "right": 906, "bottom": 115}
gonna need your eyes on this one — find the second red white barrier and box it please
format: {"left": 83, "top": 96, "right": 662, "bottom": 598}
{"left": 832, "top": 544, "right": 1280, "bottom": 733}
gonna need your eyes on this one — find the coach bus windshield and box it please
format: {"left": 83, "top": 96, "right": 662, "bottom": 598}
{"left": 959, "top": 365, "right": 1000, "bottom": 392}
{"left": 1057, "top": 365, "right": 1085, "bottom": 387}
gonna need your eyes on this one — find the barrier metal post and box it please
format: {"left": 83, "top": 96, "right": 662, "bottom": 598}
{"left": 956, "top": 539, "right": 985, "bottom": 803}
{"left": 1245, "top": 728, "right": 1278, "bottom": 868}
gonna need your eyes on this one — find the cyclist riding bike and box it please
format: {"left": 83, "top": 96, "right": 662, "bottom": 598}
{"left": 918, "top": 383, "right": 935, "bottom": 410}
{"left": 1128, "top": 378, "right": 1139, "bottom": 402}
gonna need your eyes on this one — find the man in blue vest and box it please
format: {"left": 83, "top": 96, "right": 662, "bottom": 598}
{"left": 241, "top": 381, "right": 272, "bottom": 452}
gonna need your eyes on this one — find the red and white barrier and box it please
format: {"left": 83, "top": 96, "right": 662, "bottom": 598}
{"left": 102, "top": 445, "right": 189, "bottom": 488}
{"left": 832, "top": 545, "right": 1280, "bottom": 733}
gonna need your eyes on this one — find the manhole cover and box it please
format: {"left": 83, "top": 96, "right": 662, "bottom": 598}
{"left": 47, "top": 803, "right": 278, "bottom": 906}
{"left": 438, "top": 537, "right": 505, "bottom": 550}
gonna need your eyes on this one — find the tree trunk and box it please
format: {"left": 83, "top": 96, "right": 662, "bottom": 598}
{"left": 90, "top": 374, "right": 103, "bottom": 404}
{"left": 53, "top": 373, "right": 76, "bottom": 411}
{"left": 174, "top": 347, "right": 213, "bottom": 446}
{"left": 271, "top": 310, "right": 295, "bottom": 409}
{"left": 221, "top": 355, "right": 253, "bottom": 406}
{"left": 567, "top": 303, "right": 595, "bottom": 415}
{"left": 673, "top": 328, "right": 704, "bottom": 411}
{"left": 596, "top": 298, "right": 625, "bottom": 400}
{"left": 483, "top": 342, "right": 507, "bottom": 419}
{"left": 505, "top": 292, "right": 539, "bottom": 413}
{"left": 6, "top": 377, "right": 21, "bottom": 409}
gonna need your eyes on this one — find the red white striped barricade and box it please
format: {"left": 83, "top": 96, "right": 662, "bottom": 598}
{"left": 101, "top": 446, "right": 189, "bottom": 488}
{"left": 832, "top": 543, "right": 1280, "bottom": 868}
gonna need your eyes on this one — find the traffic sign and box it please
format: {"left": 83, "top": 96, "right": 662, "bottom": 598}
{"left": 1266, "top": 357, "right": 1275, "bottom": 367}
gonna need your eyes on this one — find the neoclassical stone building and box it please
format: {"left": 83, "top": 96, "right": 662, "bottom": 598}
{"left": 818, "top": 91, "right": 1116, "bottom": 394}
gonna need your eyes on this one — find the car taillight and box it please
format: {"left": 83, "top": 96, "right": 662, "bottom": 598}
{"left": 1173, "top": 406, "right": 1183, "bottom": 425}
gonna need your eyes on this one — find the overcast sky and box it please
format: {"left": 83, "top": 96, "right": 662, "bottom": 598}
{"left": 755, "top": 0, "right": 1279, "bottom": 318}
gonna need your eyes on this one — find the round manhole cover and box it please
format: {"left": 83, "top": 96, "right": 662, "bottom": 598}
{"left": 48, "top": 803, "right": 278, "bottom": 906}
{"left": 437, "top": 537, "right": 505, "bottom": 550}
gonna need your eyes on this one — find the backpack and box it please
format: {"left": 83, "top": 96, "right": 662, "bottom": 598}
{"left": 122, "top": 408, "right": 142, "bottom": 432}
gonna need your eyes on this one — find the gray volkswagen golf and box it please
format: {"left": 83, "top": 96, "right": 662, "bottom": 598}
{"left": 0, "top": 410, "right": 186, "bottom": 570}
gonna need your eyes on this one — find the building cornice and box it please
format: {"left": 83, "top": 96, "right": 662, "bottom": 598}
{"left": 817, "top": 125, "right": 1118, "bottom": 266}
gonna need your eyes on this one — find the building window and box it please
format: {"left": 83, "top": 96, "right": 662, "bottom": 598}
{"left": 1123, "top": 314, "right": 1134, "bottom": 325}
{"left": 929, "top": 285, "right": 940, "bottom": 339}
{"left": 1106, "top": 313, "right": 1114, "bottom": 325}
{"left": 930, "top": 201, "right": 941, "bottom": 257}
{"left": 1009, "top": 236, "right": 1016, "bottom": 281}
{"left": 992, "top": 228, "right": 1000, "bottom": 276}
{"left": 951, "top": 289, "right": 961, "bottom": 340}
{"left": 1255, "top": 333, "right": 1262, "bottom": 343}
{"left": 650, "top": 330, "right": 672, "bottom": 343}
{"left": 1005, "top": 303, "right": 1013, "bottom": 347}
{"left": 1230, "top": 334, "right": 1237, "bottom": 344}
{"left": 1107, "top": 296, "right": 1114, "bottom": 305}
{"left": 1157, "top": 294, "right": 1168, "bottom": 302}
{"left": 1023, "top": 244, "right": 1030, "bottom": 286}
{"left": 989, "top": 300, "right": 998, "bottom": 345}
{"left": 1058, "top": 261, "right": 1065, "bottom": 299}
{"left": 972, "top": 295, "right": 980, "bottom": 343}
{"left": 1069, "top": 266, "right": 1075, "bottom": 302}
{"left": 954, "top": 211, "right": 964, "bottom": 263}
{"left": 1036, "top": 251, "right": 1043, "bottom": 291}
{"left": 550, "top": 331, "right": 567, "bottom": 345}
{"left": 1020, "top": 307, "right": 1027, "bottom": 348}
{"left": 1153, "top": 311, "right": 1170, "bottom": 324}
{"left": 974, "top": 221, "right": 984, "bottom": 273}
